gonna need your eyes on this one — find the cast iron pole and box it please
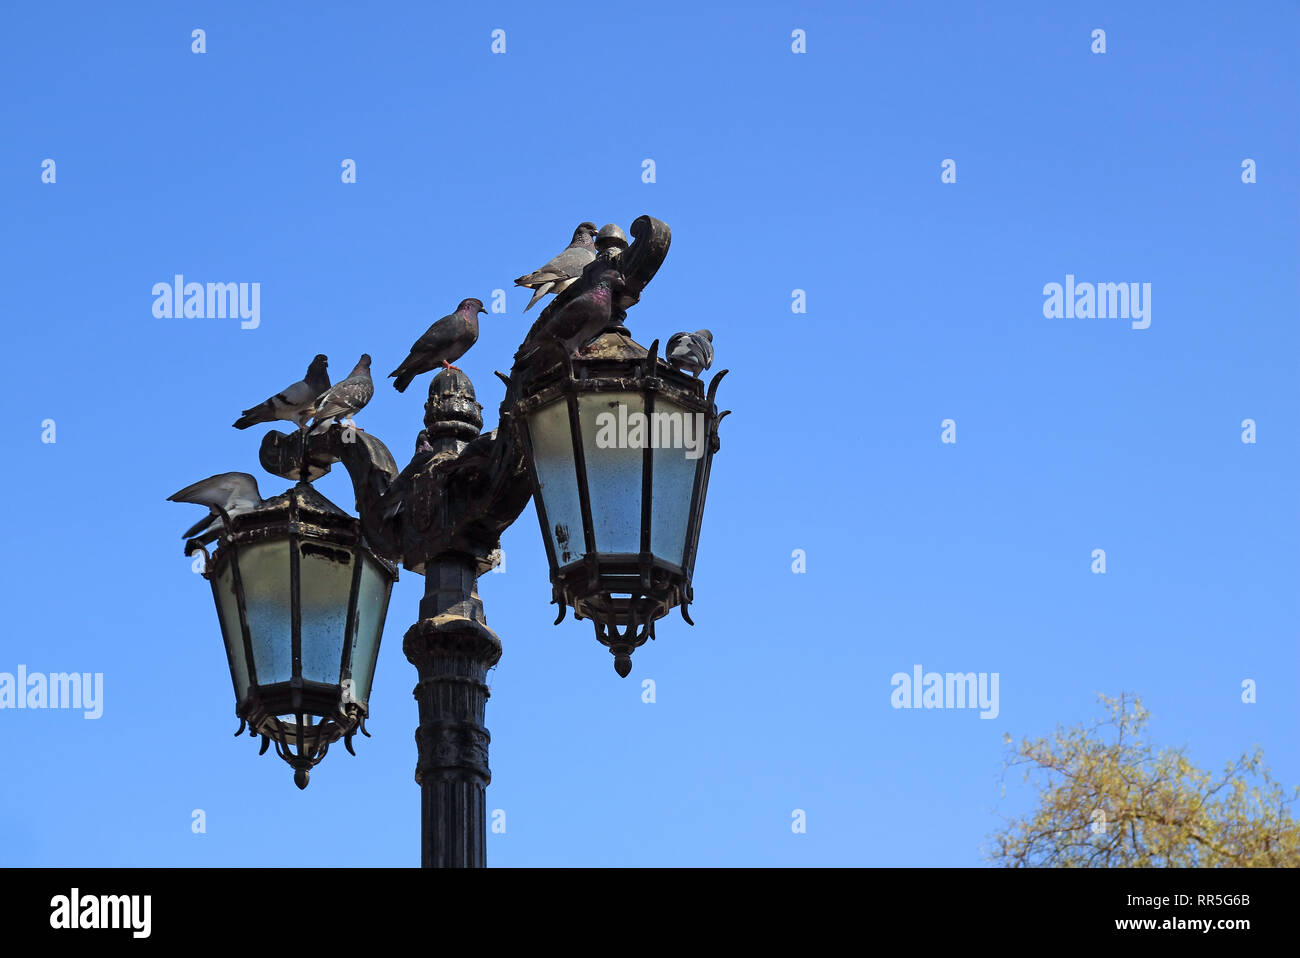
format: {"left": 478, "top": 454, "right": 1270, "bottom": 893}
{"left": 402, "top": 371, "right": 502, "bottom": 867}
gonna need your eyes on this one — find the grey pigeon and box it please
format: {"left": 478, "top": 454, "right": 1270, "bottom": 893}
{"left": 514, "top": 221, "right": 598, "bottom": 312}
{"left": 168, "top": 472, "right": 265, "bottom": 539}
{"left": 388, "top": 298, "right": 486, "bottom": 392}
{"left": 309, "top": 354, "right": 373, "bottom": 434}
{"left": 666, "top": 330, "right": 714, "bottom": 378}
{"left": 514, "top": 270, "right": 626, "bottom": 367}
{"left": 233, "top": 354, "right": 331, "bottom": 430}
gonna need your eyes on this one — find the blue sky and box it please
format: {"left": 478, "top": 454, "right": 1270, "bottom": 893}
{"left": 1, "top": 1, "right": 1296, "bottom": 866}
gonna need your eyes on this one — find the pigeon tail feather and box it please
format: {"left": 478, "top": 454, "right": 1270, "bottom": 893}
{"left": 232, "top": 405, "right": 270, "bottom": 430}
{"left": 524, "top": 284, "right": 551, "bottom": 311}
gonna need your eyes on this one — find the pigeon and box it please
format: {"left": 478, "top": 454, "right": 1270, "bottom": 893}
{"left": 168, "top": 472, "right": 265, "bottom": 539}
{"left": 309, "top": 354, "right": 374, "bottom": 434}
{"left": 514, "top": 221, "right": 598, "bottom": 312}
{"left": 514, "top": 270, "right": 626, "bottom": 367}
{"left": 233, "top": 354, "right": 331, "bottom": 430}
{"left": 388, "top": 298, "right": 487, "bottom": 392}
{"left": 666, "top": 330, "right": 714, "bottom": 378}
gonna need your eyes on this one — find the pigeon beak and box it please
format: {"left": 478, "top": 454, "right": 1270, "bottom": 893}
{"left": 479, "top": 307, "right": 488, "bottom": 315}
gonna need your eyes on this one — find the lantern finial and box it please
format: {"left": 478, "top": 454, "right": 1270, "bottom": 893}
{"left": 425, "top": 367, "right": 482, "bottom": 447}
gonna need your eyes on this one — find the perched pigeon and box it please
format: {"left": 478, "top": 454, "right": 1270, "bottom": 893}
{"left": 309, "top": 354, "right": 374, "bottom": 434}
{"left": 515, "top": 270, "right": 626, "bottom": 367}
{"left": 514, "top": 221, "right": 598, "bottom": 312}
{"left": 388, "top": 298, "right": 487, "bottom": 392}
{"left": 666, "top": 330, "right": 714, "bottom": 378}
{"left": 168, "top": 472, "right": 265, "bottom": 539}
{"left": 233, "top": 354, "right": 331, "bottom": 430}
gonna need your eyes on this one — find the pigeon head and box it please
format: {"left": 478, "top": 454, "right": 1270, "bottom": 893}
{"left": 596, "top": 270, "right": 626, "bottom": 292}
{"left": 356, "top": 353, "right": 372, "bottom": 370}
{"left": 304, "top": 353, "right": 332, "bottom": 393}
{"left": 458, "top": 297, "right": 487, "bottom": 315}
{"left": 571, "top": 222, "right": 599, "bottom": 245}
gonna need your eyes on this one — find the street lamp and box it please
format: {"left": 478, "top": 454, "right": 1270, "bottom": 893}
{"left": 198, "top": 481, "right": 397, "bottom": 788}
{"left": 173, "top": 214, "right": 728, "bottom": 864}
{"left": 514, "top": 330, "right": 728, "bottom": 675}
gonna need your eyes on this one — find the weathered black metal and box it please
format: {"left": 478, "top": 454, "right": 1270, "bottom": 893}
{"left": 405, "top": 556, "right": 499, "bottom": 868}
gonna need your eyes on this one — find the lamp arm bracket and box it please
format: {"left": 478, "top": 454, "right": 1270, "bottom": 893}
{"left": 258, "top": 425, "right": 403, "bottom": 559}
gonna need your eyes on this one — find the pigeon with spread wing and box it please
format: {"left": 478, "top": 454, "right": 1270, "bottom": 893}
{"left": 167, "top": 472, "right": 265, "bottom": 539}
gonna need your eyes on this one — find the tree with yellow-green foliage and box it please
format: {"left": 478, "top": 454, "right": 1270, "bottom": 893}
{"left": 986, "top": 693, "right": 1300, "bottom": 867}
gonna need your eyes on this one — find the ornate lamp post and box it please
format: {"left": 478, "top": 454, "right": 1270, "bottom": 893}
{"left": 173, "top": 215, "right": 727, "bottom": 865}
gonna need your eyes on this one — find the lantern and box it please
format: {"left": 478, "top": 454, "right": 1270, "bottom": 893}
{"left": 514, "top": 329, "right": 727, "bottom": 675}
{"left": 195, "top": 481, "right": 397, "bottom": 787}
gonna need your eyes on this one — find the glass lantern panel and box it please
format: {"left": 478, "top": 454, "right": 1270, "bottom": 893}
{"left": 238, "top": 540, "right": 294, "bottom": 685}
{"left": 349, "top": 554, "right": 392, "bottom": 705}
{"left": 298, "top": 541, "right": 355, "bottom": 684}
{"left": 214, "top": 559, "right": 250, "bottom": 703}
{"left": 577, "top": 392, "right": 644, "bottom": 555}
{"left": 649, "top": 397, "right": 704, "bottom": 568}
{"left": 527, "top": 399, "right": 585, "bottom": 566}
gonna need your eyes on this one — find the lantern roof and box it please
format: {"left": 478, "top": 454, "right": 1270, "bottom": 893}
{"left": 213, "top": 482, "right": 386, "bottom": 559}
{"left": 251, "top": 481, "right": 355, "bottom": 524}
{"left": 580, "top": 325, "right": 646, "bottom": 363}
